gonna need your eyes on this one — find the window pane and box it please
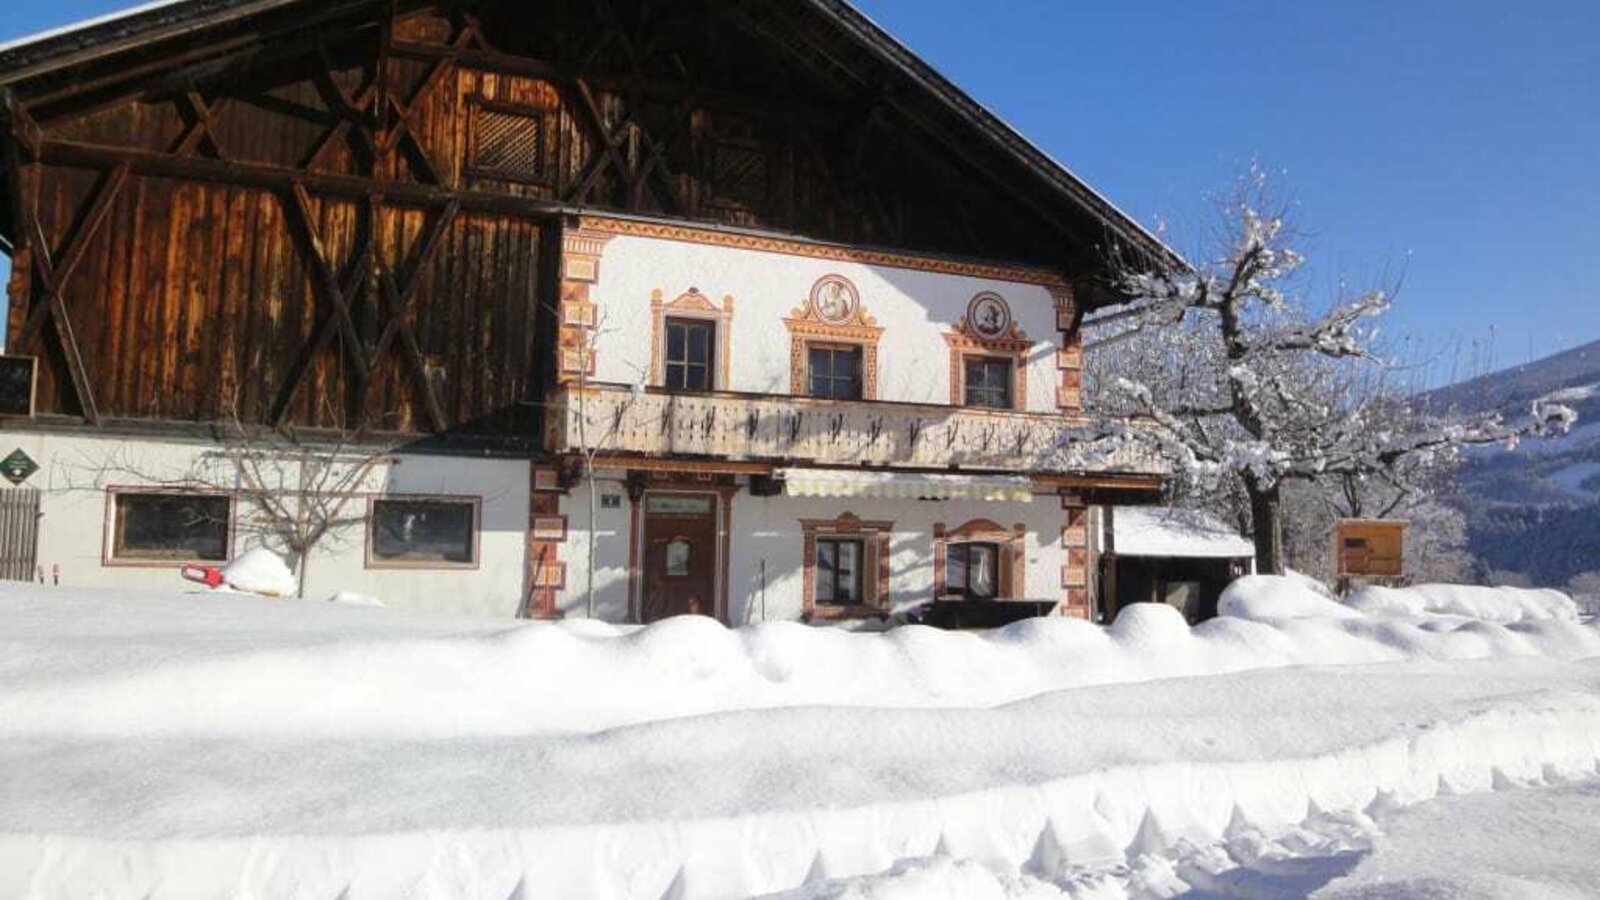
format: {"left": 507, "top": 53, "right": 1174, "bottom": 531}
{"left": 816, "top": 538, "right": 864, "bottom": 605}
{"left": 945, "top": 544, "right": 968, "bottom": 595}
{"left": 665, "top": 319, "right": 713, "bottom": 391}
{"left": 835, "top": 540, "right": 860, "bottom": 603}
{"left": 687, "top": 322, "right": 709, "bottom": 361}
{"left": 685, "top": 362, "right": 708, "bottom": 391}
{"left": 667, "top": 324, "right": 686, "bottom": 362}
{"left": 807, "top": 347, "right": 862, "bottom": 400}
{"left": 964, "top": 359, "right": 1012, "bottom": 408}
{"left": 666, "top": 539, "right": 691, "bottom": 576}
{"left": 815, "top": 540, "right": 837, "bottom": 602}
{"left": 809, "top": 347, "right": 833, "bottom": 379}
{"left": 115, "top": 493, "right": 230, "bottom": 561}
{"left": 372, "top": 499, "right": 475, "bottom": 563}
{"left": 969, "top": 544, "right": 998, "bottom": 599}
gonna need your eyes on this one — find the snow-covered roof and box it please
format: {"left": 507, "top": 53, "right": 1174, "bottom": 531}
{"left": 1111, "top": 507, "right": 1255, "bottom": 559}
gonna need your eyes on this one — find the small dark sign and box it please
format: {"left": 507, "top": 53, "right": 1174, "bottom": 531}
{"left": 0, "top": 356, "right": 38, "bottom": 417}
{"left": 1, "top": 448, "right": 38, "bottom": 485}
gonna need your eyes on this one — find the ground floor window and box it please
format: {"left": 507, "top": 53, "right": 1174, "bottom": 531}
{"left": 945, "top": 541, "right": 1001, "bottom": 599}
{"left": 934, "top": 519, "right": 1025, "bottom": 601}
{"left": 800, "top": 513, "right": 894, "bottom": 620}
{"left": 110, "top": 492, "right": 232, "bottom": 562}
{"left": 368, "top": 497, "right": 478, "bottom": 567}
{"left": 813, "top": 537, "right": 864, "bottom": 605}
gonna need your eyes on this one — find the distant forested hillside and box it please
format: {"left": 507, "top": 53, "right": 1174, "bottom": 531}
{"left": 1421, "top": 339, "right": 1600, "bottom": 587}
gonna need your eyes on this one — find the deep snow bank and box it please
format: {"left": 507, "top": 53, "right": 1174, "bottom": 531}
{"left": 1, "top": 578, "right": 1596, "bottom": 739}
{"left": 2, "top": 582, "right": 1600, "bottom": 899}
{"left": 1347, "top": 582, "right": 1580, "bottom": 623}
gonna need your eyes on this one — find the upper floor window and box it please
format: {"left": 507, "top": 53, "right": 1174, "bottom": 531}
{"left": 945, "top": 542, "right": 1000, "bottom": 600}
{"left": 963, "top": 357, "right": 1013, "bottom": 409}
{"left": 368, "top": 497, "right": 478, "bottom": 567}
{"left": 664, "top": 317, "right": 715, "bottom": 392}
{"left": 110, "top": 491, "right": 231, "bottom": 562}
{"left": 467, "top": 99, "right": 548, "bottom": 184}
{"left": 807, "top": 345, "right": 863, "bottom": 400}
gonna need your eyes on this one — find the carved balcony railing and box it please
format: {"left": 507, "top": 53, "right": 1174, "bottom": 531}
{"left": 545, "top": 383, "right": 1166, "bottom": 476}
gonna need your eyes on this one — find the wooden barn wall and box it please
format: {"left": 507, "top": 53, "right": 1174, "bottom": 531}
{"left": 13, "top": 21, "right": 560, "bottom": 440}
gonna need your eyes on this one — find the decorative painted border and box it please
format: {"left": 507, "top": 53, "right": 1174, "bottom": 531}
{"left": 523, "top": 479, "right": 566, "bottom": 618}
{"left": 557, "top": 228, "right": 618, "bottom": 383}
{"left": 784, "top": 275, "right": 883, "bottom": 399}
{"left": 800, "top": 512, "right": 894, "bottom": 621}
{"left": 577, "top": 215, "right": 1072, "bottom": 289}
{"left": 649, "top": 288, "right": 735, "bottom": 390}
{"left": 944, "top": 292, "right": 1032, "bottom": 409}
{"left": 932, "top": 518, "right": 1027, "bottom": 600}
{"left": 1059, "top": 497, "right": 1091, "bottom": 618}
{"left": 1052, "top": 283, "right": 1084, "bottom": 413}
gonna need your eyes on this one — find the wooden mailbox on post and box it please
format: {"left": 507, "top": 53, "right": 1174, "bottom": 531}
{"left": 1334, "top": 519, "right": 1406, "bottom": 586}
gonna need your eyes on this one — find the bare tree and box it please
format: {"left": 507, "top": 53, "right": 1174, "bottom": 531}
{"left": 216, "top": 419, "right": 390, "bottom": 598}
{"left": 1080, "top": 173, "right": 1577, "bottom": 574}
{"left": 70, "top": 398, "right": 392, "bottom": 597}
{"left": 552, "top": 307, "right": 644, "bottom": 618}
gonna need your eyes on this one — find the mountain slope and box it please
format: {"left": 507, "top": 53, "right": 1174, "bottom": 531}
{"left": 1420, "top": 339, "right": 1600, "bottom": 586}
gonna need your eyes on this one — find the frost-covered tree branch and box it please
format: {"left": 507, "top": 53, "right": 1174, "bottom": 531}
{"left": 1074, "top": 173, "right": 1577, "bottom": 575}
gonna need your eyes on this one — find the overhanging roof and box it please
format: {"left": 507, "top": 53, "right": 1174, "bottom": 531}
{"left": 1111, "top": 507, "right": 1255, "bottom": 559}
{"left": 0, "top": 0, "right": 1184, "bottom": 280}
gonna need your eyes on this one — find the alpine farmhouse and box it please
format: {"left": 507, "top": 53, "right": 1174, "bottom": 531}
{"left": 0, "top": 0, "right": 1176, "bottom": 622}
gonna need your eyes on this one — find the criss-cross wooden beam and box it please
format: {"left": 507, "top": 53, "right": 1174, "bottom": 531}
{"left": 368, "top": 197, "right": 456, "bottom": 432}
{"left": 269, "top": 182, "right": 372, "bottom": 427}
{"left": 7, "top": 161, "right": 129, "bottom": 424}
{"left": 171, "top": 90, "right": 228, "bottom": 158}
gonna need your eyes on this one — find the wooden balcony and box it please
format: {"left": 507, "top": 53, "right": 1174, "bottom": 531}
{"left": 544, "top": 383, "right": 1166, "bottom": 476}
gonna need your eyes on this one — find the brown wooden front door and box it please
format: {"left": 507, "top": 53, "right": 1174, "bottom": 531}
{"left": 641, "top": 493, "right": 718, "bottom": 622}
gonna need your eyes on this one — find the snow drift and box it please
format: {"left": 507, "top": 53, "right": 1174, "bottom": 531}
{"left": 1347, "top": 582, "right": 1580, "bottom": 623}
{"left": 1, "top": 578, "right": 1597, "bottom": 899}
{"left": 1, "top": 578, "right": 1597, "bottom": 739}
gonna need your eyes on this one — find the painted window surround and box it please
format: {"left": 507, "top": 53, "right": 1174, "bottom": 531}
{"left": 933, "top": 518, "right": 1028, "bottom": 600}
{"left": 800, "top": 512, "right": 894, "bottom": 621}
{"left": 649, "top": 288, "right": 734, "bottom": 390}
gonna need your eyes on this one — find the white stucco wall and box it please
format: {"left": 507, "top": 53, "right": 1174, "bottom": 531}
{"left": 553, "top": 473, "right": 634, "bottom": 621}
{"left": 0, "top": 431, "right": 529, "bottom": 617}
{"left": 586, "top": 233, "right": 1065, "bottom": 412}
{"left": 556, "top": 470, "right": 1070, "bottom": 626}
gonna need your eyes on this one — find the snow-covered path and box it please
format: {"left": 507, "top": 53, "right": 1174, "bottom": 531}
{"left": 2, "top": 583, "right": 1599, "bottom": 899}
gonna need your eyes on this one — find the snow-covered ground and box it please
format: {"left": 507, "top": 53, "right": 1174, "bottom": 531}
{"left": 1, "top": 578, "right": 1598, "bottom": 899}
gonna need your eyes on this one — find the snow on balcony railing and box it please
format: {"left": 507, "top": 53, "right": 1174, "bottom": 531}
{"left": 545, "top": 383, "right": 1166, "bottom": 476}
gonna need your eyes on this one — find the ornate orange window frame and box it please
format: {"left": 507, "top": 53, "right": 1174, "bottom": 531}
{"left": 800, "top": 511, "right": 894, "bottom": 621}
{"left": 944, "top": 292, "right": 1032, "bottom": 409}
{"left": 784, "top": 274, "right": 884, "bottom": 399}
{"left": 933, "top": 518, "right": 1027, "bottom": 600}
{"left": 649, "top": 287, "right": 735, "bottom": 389}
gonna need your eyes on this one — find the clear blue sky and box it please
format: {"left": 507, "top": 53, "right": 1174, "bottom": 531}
{"left": 3, "top": 0, "right": 1597, "bottom": 383}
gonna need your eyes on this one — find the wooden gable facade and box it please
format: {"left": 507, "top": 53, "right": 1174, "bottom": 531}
{"left": 0, "top": 0, "right": 1175, "bottom": 450}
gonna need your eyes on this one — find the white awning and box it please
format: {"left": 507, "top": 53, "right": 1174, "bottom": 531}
{"left": 777, "top": 469, "right": 1034, "bottom": 503}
